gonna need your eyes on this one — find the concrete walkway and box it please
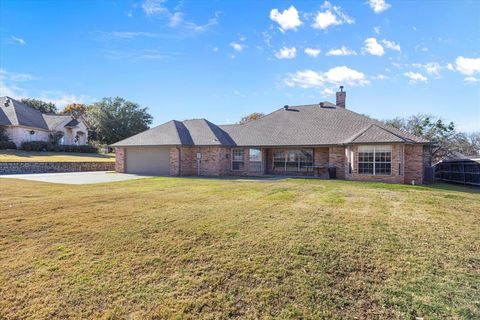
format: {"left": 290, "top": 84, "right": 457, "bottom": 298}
{"left": 0, "top": 171, "right": 151, "bottom": 185}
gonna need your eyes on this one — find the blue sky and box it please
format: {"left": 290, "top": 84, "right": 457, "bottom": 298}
{"left": 1, "top": 0, "right": 479, "bottom": 131}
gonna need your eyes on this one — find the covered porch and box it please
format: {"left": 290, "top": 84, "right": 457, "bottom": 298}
{"left": 230, "top": 146, "right": 344, "bottom": 178}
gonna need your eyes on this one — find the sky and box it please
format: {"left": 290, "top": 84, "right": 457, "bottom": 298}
{"left": 1, "top": 0, "right": 479, "bottom": 132}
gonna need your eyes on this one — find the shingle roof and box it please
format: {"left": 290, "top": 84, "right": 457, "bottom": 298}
{"left": 111, "top": 119, "right": 235, "bottom": 147}
{"left": 64, "top": 118, "right": 80, "bottom": 127}
{"left": 0, "top": 97, "right": 81, "bottom": 131}
{"left": 43, "top": 114, "right": 73, "bottom": 129}
{"left": 0, "top": 96, "right": 49, "bottom": 130}
{"left": 347, "top": 124, "right": 410, "bottom": 144}
{"left": 111, "top": 102, "right": 429, "bottom": 147}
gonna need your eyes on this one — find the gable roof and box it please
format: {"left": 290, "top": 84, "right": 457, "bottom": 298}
{"left": 111, "top": 119, "right": 235, "bottom": 147}
{"left": 0, "top": 96, "right": 49, "bottom": 130}
{"left": 111, "top": 102, "right": 429, "bottom": 147}
{"left": 347, "top": 124, "right": 412, "bottom": 144}
{"left": 0, "top": 97, "right": 81, "bottom": 131}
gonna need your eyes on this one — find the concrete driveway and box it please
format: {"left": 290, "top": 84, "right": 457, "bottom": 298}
{"left": 0, "top": 171, "right": 152, "bottom": 185}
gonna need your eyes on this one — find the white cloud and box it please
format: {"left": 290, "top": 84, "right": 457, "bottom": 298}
{"left": 374, "top": 74, "right": 389, "bottom": 80}
{"left": 326, "top": 46, "right": 357, "bottom": 56}
{"left": 184, "top": 15, "right": 219, "bottom": 32}
{"left": 373, "top": 26, "right": 381, "bottom": 34}
{"left": 312, "top": 1, "right": 354, "bottom": 30}
{"left": 141, "top": 0, "right": 219, "bottom": 33}
{"left": 464, "top": 76, "right": 479, "bottom": 83}
{"left": 284, "top": 66, "right": 369, "bottom": 89}
{"left": 270, "top": 6, "right": 302, "bottom": 31}
{"left": 454, "top": 56, "right": 480, "bottom": 76}
{"left": 105, "top": 31, "right": 158, "bottom": 39}
{"left": 404, "top": 71, "right": 428, "bottom": 83}
{"left": 38, "top": 93, "right": 90, "bottom": 107}
{"left": 275, "top": 47, "right": 296, "bottom": 59}
{"left": 321, "top": 87, "right": 335, "bottom": 96}
{"left": 304, "top": 48, "right": 321, "bottom": 58}
{"left": 230, "top": 42, "right": 245, "bottom": 52}
{"left": 11, "top": 36, "right": 26, "bottom": 45}
{"left": 381, "top": 39, "right": 401, "bottom": 51}
{"left": 142, "top": 0, "right": 168, "bottom": 15}
{"left": 169, "top": 12, "right": 183, "bottom": 27}
{"left": 413, "top": 62, "right": 442, "bottom": 77}
{"left": 212, "top": 47, "right": 219, "bottom": 52}
{"left": 368, "top": 0, "right": 391, "bottom": 13}
{"left": 363, "top": 37, "right": 384, "bottom": 56}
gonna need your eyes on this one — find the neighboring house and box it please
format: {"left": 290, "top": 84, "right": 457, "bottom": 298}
{"left": 0, "top": 97, "right": 89, "bottom": 147}
{"left": 112, "top": 88, "right": 430, "bottom": 184}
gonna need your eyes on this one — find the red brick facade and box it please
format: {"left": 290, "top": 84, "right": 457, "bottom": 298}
{"left": 115, "top": 147, "right": 125, "bottom": 173}
{"left": 404, "top": 144, "right": 424, "bottom": 184}
{"left": 116, "top": 143, "right": 426, "bottom": 184}
{"left": 345, "top": 144, "right": 405, "bottom": 184}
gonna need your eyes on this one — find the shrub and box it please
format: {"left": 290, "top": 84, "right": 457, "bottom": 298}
{"left": 21, "top": 141, "right": 49, "bottom": 151}
{"left": 20, "top": 141, "right": 98, "bottom": 153}
{"left": 0, "top": 141, "right": 16, "bottom": 150}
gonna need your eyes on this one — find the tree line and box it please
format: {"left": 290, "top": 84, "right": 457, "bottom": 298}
{"left": 20, "top": 97, "right": 153, "bottom": 146}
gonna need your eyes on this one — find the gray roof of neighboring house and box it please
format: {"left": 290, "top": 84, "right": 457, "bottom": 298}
{"left": 111, "top": 102, "right": 429, "bottom": 147}
{"left": 0, "top": 97, "right": 77, "bottom": 131}
{"left": 0, "top": 96, "right": 49, "bottom": 130}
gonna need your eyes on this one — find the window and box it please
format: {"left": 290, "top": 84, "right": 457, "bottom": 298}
{"left": 249, "top": 148, "right": 262, "bottom": 172}
{"left": 232, "top": 148, "right": 245, "bottom": 171}
{"left": 358, "top": 145, "right": 392, "bottom": 175}
{"left": 273, "top": 149, "right": 313, "bottom": 171}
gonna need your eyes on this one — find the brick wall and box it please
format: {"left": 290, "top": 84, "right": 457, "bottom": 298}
{"left": 169, "top": 147, "right": 180, "bottom": 176}
{"left": 404, "top": 144, "right": 424, "bottom": 184}
{"left": 115, "top": 147, "right": 125, "bottom": 173}
{"left": 0, "top": 162, "right": 115, "bottom": 175}
{"left": 346, "top": 144, "right": 404, "bottom": 184}
{"left": 328, "top": 146, "right": 346, "bottom": 179}
{"left": 176, "top": 146, "right": 230, "bottom": 176}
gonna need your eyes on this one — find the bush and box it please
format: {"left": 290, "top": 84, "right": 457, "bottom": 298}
{"left": 20, "top": 141, "right": 98, "bottom": 153}
{"left": 0, "top": 141, "right": 17, "bottom": 150}
{"left": 20, "top": 141, "right": 49, "bottom": 151}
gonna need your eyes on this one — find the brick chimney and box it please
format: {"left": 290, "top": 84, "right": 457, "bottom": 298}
{"left": 336, "top": 86, "right": 346, "bottom": 108}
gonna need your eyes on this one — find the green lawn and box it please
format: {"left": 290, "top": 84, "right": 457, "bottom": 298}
{"left": 0, "top": 178, "right": 478, "bottom": 319}
{"left": 0, "top": 149, "right": 115, "bottom": 162}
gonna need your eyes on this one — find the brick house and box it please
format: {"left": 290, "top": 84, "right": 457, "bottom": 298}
{"left": 0, "top": 97, "right": 89, "bottom": 147}
{"left": 112, "top": 88, "right": 429, "bottom": 184}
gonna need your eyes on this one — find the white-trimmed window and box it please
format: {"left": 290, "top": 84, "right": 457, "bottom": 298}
{"left": 249, "top": 148, "right": 262, "bottom": 172}
{"left": 232, "top": 148, "right": 245, "bottom": 171}
{"left": 358, "top": 145, "right": 392, "bottom": 175}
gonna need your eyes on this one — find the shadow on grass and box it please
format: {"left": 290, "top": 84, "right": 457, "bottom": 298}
{"left": 424, "top": 182, "right": 480, "bottom": 194}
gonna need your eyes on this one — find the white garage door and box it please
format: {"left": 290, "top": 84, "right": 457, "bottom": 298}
{"left": 125, "top": 147, "right": 170, "bottom": 175}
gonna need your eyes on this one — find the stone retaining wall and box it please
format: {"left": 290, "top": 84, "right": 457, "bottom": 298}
{"left": 0, "top": 162, "right": 115, "bottom": 175}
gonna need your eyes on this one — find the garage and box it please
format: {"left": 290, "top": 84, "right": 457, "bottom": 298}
{"left": 125, "top": 147, "right": 170, "bottom": 175}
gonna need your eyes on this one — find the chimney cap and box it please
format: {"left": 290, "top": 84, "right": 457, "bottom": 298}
{"left": 319, "top": 102, "right": 324, "bottom": 107}
{"left": 283, "top": 105, "right": 289, "bottom": 110}
{"left": 339, "top": 85, "right": 344, "bottom": 92}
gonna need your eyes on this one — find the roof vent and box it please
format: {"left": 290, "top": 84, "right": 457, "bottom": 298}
{"left": 284, "top": 105, "right": 289, "bottom": 110}
{"left": 4, "top": 98, "right": 11, "bottom": 107}
{"left": 319, "top": 102, "right": 324, "bottom": 108}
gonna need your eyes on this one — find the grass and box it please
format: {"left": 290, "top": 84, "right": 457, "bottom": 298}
{"left": 0, "top": 178, "right": 478, "bottom": 319}
{"left": 0, "top": 149, "right": 115, "bottom": 162}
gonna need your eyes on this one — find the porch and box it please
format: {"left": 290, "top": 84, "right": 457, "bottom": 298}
{"left": 230, "top": 147, "right": 342, "bottom": 178}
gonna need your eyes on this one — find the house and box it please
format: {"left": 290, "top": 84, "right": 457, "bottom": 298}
{"left": 0, "top": 96, "right": 89, "bottom": 147}
{"left": 111, "top": 88, "right": 430, "bottom": 184}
